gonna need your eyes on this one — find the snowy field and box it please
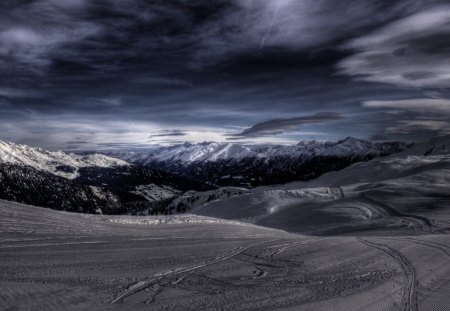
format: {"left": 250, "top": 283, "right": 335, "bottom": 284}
{"left": 190, "top": 152, "right": 450, "bottom": 236}
{"left": 1, "top": 200, "right": 450, "bottom": 310}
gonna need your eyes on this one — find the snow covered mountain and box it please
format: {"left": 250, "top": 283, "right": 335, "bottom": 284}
{"left": 110, "top": 137, "right": 409, "bottom": 165}
{"left": 183, "top": 135, "right": 450, "bottom": 235}
{"left": 107, "top": 137, "right": 411, "bottom": 187}
{"left": 0, "top": 140, "right": 213, "bottom": 214}
{"left": 0, "top": 135, "right": 446, "bottom": 225}
{"left": 0, "top": 140, "right": 129, "bottom": 179}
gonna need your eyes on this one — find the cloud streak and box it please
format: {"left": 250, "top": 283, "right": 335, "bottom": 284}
{"left": 387, "top": 120, "right": 450, "bottom": 134}
{"left": 149, "top": 129, "right": 187, "bottom": 138}
{"left": 363, "top": 98, "right": 450, "bottom": 136}
{"left": 363, "top": 99, "right": 450, "bottom": 115}
{"left": 0, "top": 3, "right": 101, "bottom": 71}
{"left": 229, "top": 112, "right": 344, "bottom": 139}
{"left": 338, "top": 5, "right": 450, "bottom": 88}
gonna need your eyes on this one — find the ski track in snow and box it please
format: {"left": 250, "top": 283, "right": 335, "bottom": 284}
{"left": 1, "top": 200, "right": 450, "bottom": 310}
{"left": 110, "top": 239, "right": 278, "bottom": 304}
{"left": 358, "top": 238, "right": 417, "bottom": 311}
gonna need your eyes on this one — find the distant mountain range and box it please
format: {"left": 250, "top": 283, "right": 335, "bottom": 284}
{"left": 0, "top": 137, "right": 411, "bottom": 214}
{"left": 106, "top": 137, "right": 411, "bottom": 187}
{"left": 0, "top": 140, "right": 129, "bottom": 179}
{"left": 0, "top": 141, "right": 212, "bottom": 214}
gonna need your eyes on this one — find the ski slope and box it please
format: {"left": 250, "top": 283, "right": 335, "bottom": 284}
{"left": 2, "top": 199, "right": 450, "bottom": 310}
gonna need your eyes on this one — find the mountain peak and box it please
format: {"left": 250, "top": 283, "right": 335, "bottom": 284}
{"left": 336, "top": 136, "right": 364, "bottom": 144}
{"left": 107, "top": 138, "right": 410, "bottom": 166}
{"left": 0, "top": 140, "right": 130, "bottom": 179}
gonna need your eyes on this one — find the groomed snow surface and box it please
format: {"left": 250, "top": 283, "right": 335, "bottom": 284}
{"left": 1, "top": 200, "right": 449, "bottom": 310}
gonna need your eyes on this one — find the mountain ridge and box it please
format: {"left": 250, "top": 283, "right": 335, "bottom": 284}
{"left": 106, "top": 137, "right": 411, "bottom": 165}
{"left": 105, "top": 137, "right": 412, "bottom": 187}
{"left": 0, "top": 137, "right": 420, "bottom": 215}
{"left": 0, "top": 140, "right": 130, "bottom": 179}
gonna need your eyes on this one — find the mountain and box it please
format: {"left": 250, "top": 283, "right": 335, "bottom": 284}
{"left": 184, "top": 135, "right": 450, "bottom": 235}
{"left": 0, "top": 137, "right": 417, "bottom": 217}
{"left": 107, "top": 137, "right": 411, "bottom": 187}
{"left": 109, "top": 137, "right": 409, "bottom": 164}
{"left": 0, "top": 140, "right": 213, "bottom": 215}
{"left": 0, "top": 140, "right": 129, "bottom": 179}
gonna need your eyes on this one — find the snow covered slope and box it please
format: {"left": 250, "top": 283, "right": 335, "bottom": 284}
{"left": 0, "top": 141, "right": 129, "bottom": 179}
{"left": 131, "top": 184, "right": 181, "bottom": 201}
{"left": 187, "top": 135, "right": 450, "bottom": 234}
{"left": 396, "top": 134, "right": 450, "bottom": 156}
{"left": 285, "top": 134, "right": 450, "bottom": 188}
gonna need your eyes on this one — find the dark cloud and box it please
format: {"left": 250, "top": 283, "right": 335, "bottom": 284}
{"left": 229, "top": 112, "right": 345, "bottom": 139}
{"left": 0, "top": 0, "right": 448, "bottom": 148}
{"left": 149, "top": 129, "right": 187, "bottom": 138}
{"left": 63, "top": 139, "right": 92, "bottom": 149}
{"left": 386, "top": 120, "right": 450, "bottom": 135}
{"left": 65, "top": 140, "right": 91, "bottom": 145}
{"left": 190, "top": 0, "right": 434, "bottom": 65}
{"left": 363, "top": 99, "right": 450, "bottom": 116}
{"left": 362, "top": 98, "right": 450, "bottom": 137}
{"left": 338, "top": 4, "right": 450, "bottom": 88}
{"left": 0, "top": 88, "right": 42, "bottom": 98}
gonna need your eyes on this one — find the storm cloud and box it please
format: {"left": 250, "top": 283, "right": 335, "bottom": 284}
{"left": 149, "top": 129, "right": 188, "bottom": 138}
{"left": 0, "top": 0, "right": 448, "bottom": 149}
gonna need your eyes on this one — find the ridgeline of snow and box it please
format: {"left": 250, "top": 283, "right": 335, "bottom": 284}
{"left": 109, "top": 137, "right": 410, "bottom": 165}
{"left": 92, "top": 213, "right": 254, "bottom": 227}
{"left": 0, "top": 141, "right": 130, "bottom": 179}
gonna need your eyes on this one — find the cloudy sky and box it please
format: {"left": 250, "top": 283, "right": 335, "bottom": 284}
{"left": 1, "top": 0, "right": 449, "bottom": 150}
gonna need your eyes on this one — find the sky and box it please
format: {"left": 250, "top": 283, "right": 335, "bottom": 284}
{"left": 0, "top": 0, "right": 450, "bottom": 150}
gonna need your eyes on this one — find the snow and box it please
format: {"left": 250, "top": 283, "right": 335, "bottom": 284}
{"left": 108, "top": 137, "right": 409, "bottom": 165}
{"left": 2, "top": 198, "right": 450, "bottom": 310}
{"left": 95, "top": 213, "right": 255, "bottom": 227}
{"left": 147, "top": 142, "right": 257, "bottom": 163}
{"left": 131, "top": 184, "right": 181, "bottom": 202}
{"left": 397, "top": 134, "right": 450, "bottom": 156}
{"left": 0, "top": 140, "right": 130, "bottom": 179}
{"left": 168, "top": 187, "right": 249, "bottom": 212}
